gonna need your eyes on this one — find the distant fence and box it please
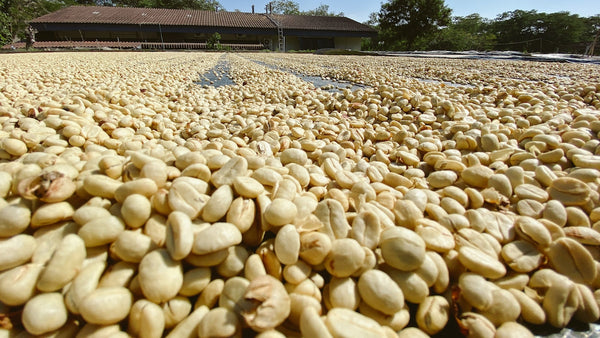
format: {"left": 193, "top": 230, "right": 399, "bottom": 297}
{"left": 2, "top": 40, "right": 265, "bottom": 50}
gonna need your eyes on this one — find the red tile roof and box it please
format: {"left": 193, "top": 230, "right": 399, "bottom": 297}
{"left": 30, "top": 6, "right": 274, "bottom": 29}
{"left": 270, "top": 14, "right": 374, "bottom": 32}
{"left": 29, "top": 6, "right": 375, "bottom": 33}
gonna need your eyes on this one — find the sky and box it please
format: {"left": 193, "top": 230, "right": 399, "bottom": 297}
{"left": 217, "top": 0, "right": 600, "bottom": 23}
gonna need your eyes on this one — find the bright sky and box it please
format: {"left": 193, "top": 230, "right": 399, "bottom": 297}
{"left": 218, "top": 0, "right": 600, "bottom": 23}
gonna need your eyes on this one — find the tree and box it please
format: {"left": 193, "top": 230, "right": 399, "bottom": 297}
{"left": 0, "top": 0, "right": 76, "bottom": 45}
{"left": 269, "top": 0, "right": 300, "bottom": 15}
{"left": 304, "top": 4, "right": 343, "bottom": 17}
{"left": 268, "top": 1, "right": 342, "bottom": 16}
{"left": 424, "top": 14, "right": 495, "bottom": 51}
{"left": 378, "top": 0, "right": 451, "bottom": 50}
{"left": 206, "top": 31, "right": 220, "bottom": 49}
{"left": 491, "top": 10, "right": 588, "bottom": 53}
{"left": 0, "top": 0, "right": 11, "bottom": 46}
{"left": 114, "top": 0, "right": 224, "bottom": 10}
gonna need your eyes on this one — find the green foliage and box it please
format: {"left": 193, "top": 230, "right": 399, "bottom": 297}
{"left": 114, "top": 0, "right": 224, "bottom": 10}
{"left": 269, "top": 1, "right": 342, "bottom": 16}
{"left": 378, "top": 0, "right": 451, "bottom": 50}
{"left": 422, "top": 14, "right": 496, "bottom": 51}
{"left": 0, "top": 0, "right": 11, "bottom": 45}
{"left": 369, "top": 1, "right": 599, "bottom": 55}
{"left": 206, "top": 32, "right": 220, "bottom": 49}
{"left": 303, "top": 4, "right": 343, "bottom": 17}
{"left": 269, "top": 0, "right": 300, "bottom": 15}
{"left": 490, "top": 10, "right": 588, "bottom": 53}
{"left": 1, "top": 0, "right": 78, "bottom": 43}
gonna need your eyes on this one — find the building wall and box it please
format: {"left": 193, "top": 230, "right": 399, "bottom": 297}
{"left": 334, "top": 37, "right": 362, "bottom": 51}
{"left": 285, "top": 36, "right": 299, "bottom": 51}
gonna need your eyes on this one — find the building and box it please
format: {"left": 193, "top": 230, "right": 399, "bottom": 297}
{"left": 25, "top": 6, "right": 376, "bottom": 51}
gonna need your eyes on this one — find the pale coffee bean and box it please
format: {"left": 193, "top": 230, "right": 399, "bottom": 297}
{"left": 65, "top": 261, "right": 106, "bottom": 315}
{"left": 22, "top": 292, "right": 68, "bottom": 335}
{"left": 315, "top": 199, "right": 350, "bottom": 239}
{"left": 245, "top": 253, "right": 267, "bottom": 281}
{"left": 195, "top": 279, "right": 224, "bottom": 309}
{"left": 31, "top": 201, "right": 74, "bottom": 228}
{"left": 495, "top": 322, "right": 534, "bottom": 338}
{"left": 397, "top": 327, "right": 430, "bottom": 338}
{"left": 111, "top": 230, "right": 155, "bottom": 263}
{"left": 166, "top": 211, "right": 194, "bottom": 260}
{"left": 83, "top": 174, "right": 122, "bottom": 199}
{"left": 192, "top": 222, "right": 242, "bottom": 255}
{"left": 202, "top": 184, "right": 234, "bottom": 222}
{"left": 233, "top": 176, "right": 264, "bottom": 198}
{"left": 574, "top": 283, "right": 600, "bottom": 323}
{"left": 415, "top": 219, "right": 455, "bottom": 253}
{"left": 548, "top": 177, "right": 591, "bottom": 206}
{"left": 79, "top": 286, "right": 133, "bottom": 325}
{"left": 274, "top": 224, "right": 300, "bottom": 265}
{"left": 163, "top": 305, "right": 208, "bottom": 338}
{"left": 428, "top": 251, "right": 449, "bottom": 293}
{"left": 283, "top": 260, "right": 312, "bottom": 284}
{"left": 478, "top": 287, "right": 520, "bottom": 325}
{"left": 0, "top": 234, "right": 36, "bottom": 271}
{"left": 514, "top": 183, "right": 549, "bottom": 202}
{"left": 114, "top": 178, "right": 158, "bottom": 203}
{"left": 380, "top": 226, "right": 426, "bottom": 271}
{"left": 358, "top": 269, "right": 404, "bottom": 315}
{"left": 392, "top": 199, "right": 423, "bottom": 230}
{"left": 264, "top": 198, "right": 297, "bottom": 227}
{"left": 128, "top": 299, "right": 165, "bottom": 338}
{"left": 299, "top": 231, "right": 332, "bottom": 266}
{"left": 324, "top": 238, "right": 365, "bottom": 278}
{"left": 300, "top": 306, "right": 332, "bottom": 338}
{"left": 427, "top": 170, "right": 457, "bottom": 188}
{"left": 566, "top": 206, "right": 591, "bottom": 227}
{"left": 508, "top": 288, "right": 546, "bottom": 325}
{"left": 138, "top": 249, "right": 183, "bottom": 303}
{"left": 487, "top": 173, "right": 512, "bottom": 198}
{"left": 501, "top": 240, "right": 543, "bottom": 273}
{"left": 180, "top": 267, "right": 212, "bottom": 297}
{"left": 459, "top": 312, "right": 496, "bottom": 338}
{"left": 78, "top": 215, "right": 124, "bottom": 247}
{"left": 197, "top": 307, "right": 240, "bottom": 338}
{"left": 73, "top": 205, "right": 111, "bottom": 226}
{"left": 163, "top": 296, "right": 193, "bottom": 328}
{"left": 324, "top": 308, "right": 386, "bottom": 338}
{"left": 280, "top": 148, "right": 307, "bottom": 165}
{"left": 98, "top": 261, "right": 136, "bottom": 288}
{"left": 241, "top": 275, "right": 291, "bottom": 332}
{"left": 461, "top": 165, "right": 494, "bottom": 188}
{"left": 351, "top": 210, "right": 381, "bottom": 250}
{"left": 543, "top": 281, "right": 579, "bottom": 328}
{"left": 416, "top": 296, "right": 449, "bottom": 335}
{"left": 326, "top": 277, "right": 360, "bottom": 310}
{"left": 0, "top": 201, "right": 31, "bottom": 236}
{"left": 547, "top": 237, "right": 596, "bottom": 284}
{"left": 219, "top": 276, "right": 250, "bottom": 312}
{"left": 186, "top": 249, "right": 229, "bottom": 267}
{"left": 210, "top": 156, "right": 248, "bottom": 187}
{"left": 216, "top": 245, "right": 248, "bottom": 278}
{"left": 37, "top": 233, "right": 85, "bottom": 292}
{"left": 384, "top": 267, "right": 429, "bottom": 304}
{"left": 358, "top": 301, "right": 410, "bottom": 331}
{"left": 168, "top": 177, "right": 210, "bottom": 219}
{"left": 458, "top": 245, "right": 506, "bottom": 279}
{"left": 226, "top": 197, "right": 256, "bottom": 233}
{"left": 121, "top": 193, "right": 152, "bottom": 228}
{"left": 459, "top": 273, "right": 495, "bottom": 310}
{"left": 0, "top": 263, "right": 43, "bottom": 306}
